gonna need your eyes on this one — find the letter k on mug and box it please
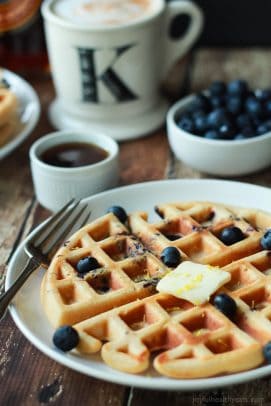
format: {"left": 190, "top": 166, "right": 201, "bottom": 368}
{"left": 42, "top": 0, "right": 203, "bottom": 140}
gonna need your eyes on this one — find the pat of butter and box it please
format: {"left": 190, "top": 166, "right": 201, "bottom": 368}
{"left": 156, "top": 261, "right": 231, "bottom": 305}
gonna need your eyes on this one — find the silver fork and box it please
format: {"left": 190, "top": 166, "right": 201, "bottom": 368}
{"left": 0, "top": 199, "right": 91, "bottom": 320}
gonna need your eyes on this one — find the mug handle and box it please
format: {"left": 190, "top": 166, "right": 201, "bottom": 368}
{"left": 162, "top": 0, "right": 203, "bottom": 78}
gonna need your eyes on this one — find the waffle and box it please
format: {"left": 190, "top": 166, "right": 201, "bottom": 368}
{"left": 41, "top": 201, "right": 271, "bottom": 378}
{"left": 0, "top": 87, "right": 20, "bottom": 146}
{"left": 0, "top": 88, "right": 17, "bottom": 126}
{"left": 41, "top": 212, "right": 169, "bottom": 327}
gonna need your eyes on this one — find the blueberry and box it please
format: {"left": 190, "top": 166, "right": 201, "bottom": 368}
{"left": 177, "top": 116, "right": 195, "bottom": 133}
{"left": 204, "top": 130, "right": 222, "bottom": 140}
{"left": 263, "top": 342, "right": 271, "bottom": 363}
{"left": 234, "top": 134, "right": 247, "bottom": 140}
{"left": 252, "top": 116, "right": 263, "bottom": 127}
{"left": 263, "top": 120, "right": 271, "bottom": 131}
{"left": 218, "top": 226, "right": 245, "bottom": 245}
{"left": 209, "top": 81, "right": 226, "bottom": 97}
{"left": 191, "top": 93, "right": 211, "bottom": 113}
{"left": 210, "top": 96, "right": 225, "bottom": 109}
{"left": 236, "top": 113, "right": 252, "bottom": 129}
{"left": 260, "top": 229, "right": 271, "bottom": 250}
{"left": 213, "top": 293, "right": 237, "bottom": 319}
{"left": 265, "top": 100, "right": 271, "bottom": 116}
{"left": 219, "top": 123, "right": 236, "bottom": 139}
{"left": 53, "top": 325, "right": 79, "bottom": 352}
{"left": 255, "top": 88, "right": 271, "bottom": 101}
{"left": 106, "top": 205, "right": 127, "bottom": 223}
{"left": 161, "top": 247, "right": 181, "bottom": 267}
{"left": 194, "top": 115, "right": 208, "bottom": 133}
{"left": 256, "top": 123, "right": 269, "bottom": 135}
{"left": 245, "top": 97, "right": 264, "bottom": 117}
{"left": 207, "top": 108, "right": 228, "bottom": 128}
{"left": 226, "top": 96, "right": 243, "bottom": 115}
{"left": 191, "top": 110, "right": 205, "bottom": 120}
{"left": 227, "top": 79, "right": 248, "bottom": 96}
{"left": 0, "top": 78, "right": 10, "bottom": 88}
{"left": 76, "top": 256, "right": 100, "bottom": 274}
{"left": 241, "top": 126, "right": 256, "bottom": 138}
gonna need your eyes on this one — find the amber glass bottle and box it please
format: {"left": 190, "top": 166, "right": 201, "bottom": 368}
{"left": 0, "top": 0, "right": 48, "bottom": 74}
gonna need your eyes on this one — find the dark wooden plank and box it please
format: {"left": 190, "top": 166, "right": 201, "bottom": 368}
{"left": 1, "top": 313, "right": 125, "bottom": 406}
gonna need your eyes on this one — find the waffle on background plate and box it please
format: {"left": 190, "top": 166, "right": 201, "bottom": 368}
{"left": 41, "top": 201, "right": 271, "bottom": 378}
{"left": 0, "top": 77, "right": 21, "bottom": 147}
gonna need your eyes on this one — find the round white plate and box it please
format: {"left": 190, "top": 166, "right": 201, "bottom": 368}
{"left": 0, "top": 69, "right": 40, "bottom": 160}
{"left": 6, "top": 179, "right": 271, "bottom": 391}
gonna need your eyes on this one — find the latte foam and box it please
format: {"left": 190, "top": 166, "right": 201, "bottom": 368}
{"left": 53, "top": 0, "right": 159, "bottom": 27}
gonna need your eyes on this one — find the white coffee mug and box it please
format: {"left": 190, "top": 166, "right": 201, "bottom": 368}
{"left": 42, "top": 0, "right": 203, "bottom": 140}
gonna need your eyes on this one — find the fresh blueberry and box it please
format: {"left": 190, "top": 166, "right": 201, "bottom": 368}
{"left": 256, "top": 123, "right": 269, "bottom": 135}
{"left": 209, "top": 81, "right": 226, "bottom": 97}
{"left": 236, "top": 113, "right": 252, "bottom": 129}
{"left": 255, "top": 88, "right": 271, "bottom": 101}
{"left": 226, "top": 96, "right": 243, "bottom": 115}
{"left": 106, "top": 205, "right": 127, "bottom": 223}
{"left": 265, "top": 100, "right": 271, "bottom": 116}
{"left": 194, "top": 114, "right": 208, "bottom": 133}
{"left": 161, "top": 246, "right": 182, "bottom": 267}
{"left": 191, "top": 93, "right": 211, "bottom": 113}
{"left": 0, "top": 78, "right": 10, "bottom": 88}
{"left": 260, "top": 229, "right": 271, "bottom": 250}
{"left": 245, "top": 96, "right": 264, "bottom": 117}
{"left": 218, "top": 226, "right": 245, "bottom": 245}
{"left": 227, "top": 79, "right": 248, "bottom": 96}
{"left": 210, "top": 96, "right": 225, "bottom": 109}
{"left": 204, "top": 130, "right": 222, "bottom": 140}
{"left": 207, "top": 108, "right": 228, "bottom": 128}
{"left": 252, "top": 116, "right": 263, "bottom": 127}
{"left": 219, "top": 123, "right": 236, "bottom": 139}
{"left": 177, "top": 116, "right": 195, "bottom": 133}
{"left": 241, "top": 126, "right": 255, "bottom": 138}
{"left": 53, "top": 325, "right": 79, "bottom": 352}
{"left": 213, "top": 293, "right": 237, "bottom": 319}
{"left": 263, "top": 120, "right": 271, "bottom": 131}
{"left": 191, "top": 110, "right": 205, "bottom": 120}
{"left": 234, "top": 134, "right": 247, "bottom": 140}
{"left": 263, "top": 342, "right": 271, "bottom": 363}
{"left": 76, "top": 256, "right": 100, "bottom": 274}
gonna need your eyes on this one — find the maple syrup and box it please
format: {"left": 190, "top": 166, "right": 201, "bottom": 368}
{"left": 40, "top": 142, "right": 108, "bottom": 168}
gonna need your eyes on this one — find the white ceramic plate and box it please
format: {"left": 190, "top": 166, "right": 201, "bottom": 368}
{"left": 6, "top": 179, "right": 271, "bottom": 391}
{"left": 0, "top": 69, "right": 40, "bottom": 160}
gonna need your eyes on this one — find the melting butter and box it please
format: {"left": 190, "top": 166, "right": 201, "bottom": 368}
{"left": 156, "top": 261, "right": 231, "bottom": 305}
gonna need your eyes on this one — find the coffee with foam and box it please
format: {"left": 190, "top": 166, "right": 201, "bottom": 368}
{"left": 53, "top": 0, "right": 158, "bottom": 27}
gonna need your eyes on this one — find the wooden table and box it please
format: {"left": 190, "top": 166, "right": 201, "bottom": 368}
{"left": 1, "top": 48, "right": 271, "bottom": 406}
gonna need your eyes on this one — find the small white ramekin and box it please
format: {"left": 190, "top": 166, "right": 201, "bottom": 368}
{"left": 30, "top": 130, "right": 119, "bottom": 211}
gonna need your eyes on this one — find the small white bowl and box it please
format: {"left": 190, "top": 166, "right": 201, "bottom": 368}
{"left": 30, "top": 130, "right": 119, "bottom": 211}
{"left": 167, "top": 95, "right": 271, "bottom": 177}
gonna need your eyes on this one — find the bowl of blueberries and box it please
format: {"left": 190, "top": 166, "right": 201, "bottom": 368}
{"left": 167, "top": 79, "right": 271, "bottom": 176}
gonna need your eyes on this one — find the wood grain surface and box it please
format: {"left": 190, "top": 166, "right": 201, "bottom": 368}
{"left": 1, "top": 49, "right": 271, "bottom": 406}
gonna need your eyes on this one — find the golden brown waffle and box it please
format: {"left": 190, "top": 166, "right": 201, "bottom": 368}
{"left": 41, "top": 212, "right": 169, "bottom": 327}
{"left": 41, "top": 201, "right": 271, "bottom": 378}
{"left": 0, "top": 88, "right": 18, "bottom": 127}
{"left": 0, "top": 87, "right": 20, "bottom": 147}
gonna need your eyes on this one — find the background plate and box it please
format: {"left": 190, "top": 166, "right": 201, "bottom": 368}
{"left": 5, "top": 179, "right": 271, "bottom": 391}
{"left": 0, "top": 69, "right": 40, "bottom": 160}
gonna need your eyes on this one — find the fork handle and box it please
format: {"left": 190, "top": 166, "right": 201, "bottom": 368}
{"left": 0, "top": 257, "right": 40, "bottom": 321}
